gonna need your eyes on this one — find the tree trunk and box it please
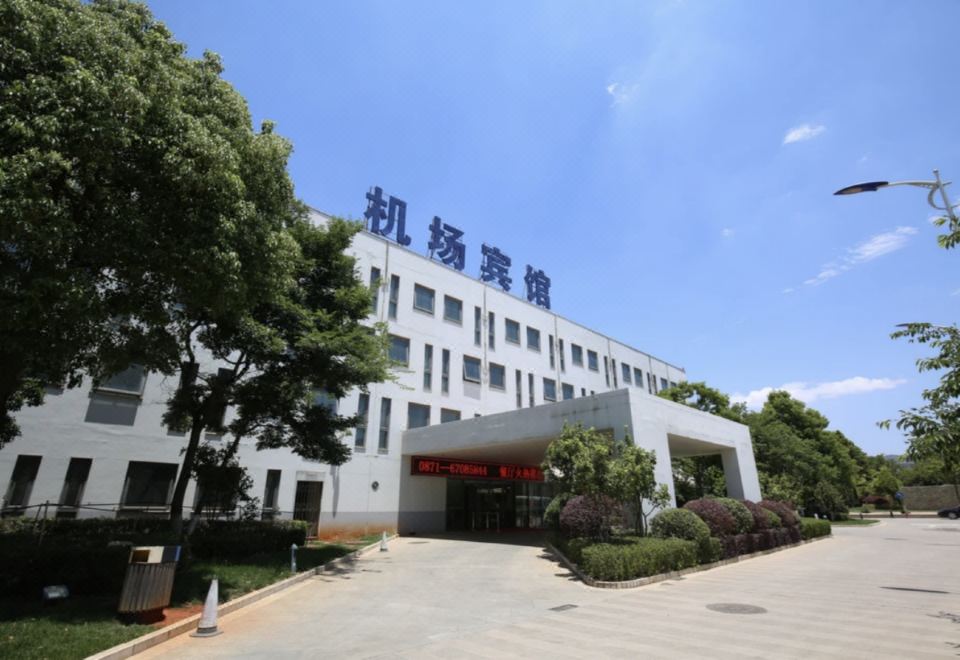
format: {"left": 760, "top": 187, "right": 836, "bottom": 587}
{"left": 170, "top": 416, "right": 204, "bottom": 536}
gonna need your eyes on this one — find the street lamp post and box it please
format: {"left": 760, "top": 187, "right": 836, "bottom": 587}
{"left": 834, "top": 169, "right": 959, "bottom": 225}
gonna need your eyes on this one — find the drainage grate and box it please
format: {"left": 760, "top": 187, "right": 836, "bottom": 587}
{"left": 549, "top": 604, "right": 578, "bottom": 612}
{"left": 883, "top": 537, "right": 906, "bottom": 541}
{"left": 706, "top": 603, "right": 767, "bottom": 614}
{"left": 882, "top": 586, "right": 949, "bottom": 595}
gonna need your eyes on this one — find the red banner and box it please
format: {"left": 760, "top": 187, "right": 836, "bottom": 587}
{"left": 411, "top": 456, "right": 544, "bottom": 482}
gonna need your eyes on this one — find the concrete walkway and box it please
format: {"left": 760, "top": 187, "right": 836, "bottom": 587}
{"left": 138, "top": 520, "right": 960, "bottom": 659}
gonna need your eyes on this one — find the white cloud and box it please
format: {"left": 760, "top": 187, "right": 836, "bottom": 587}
{"left": 801, "top": 226, "right": 917, "bottom": 287}
{"left": 721, "top": 228, "right": 734, "bottom": 238}
{"left": 781, "top": 287, "right": 795, "bottom": 294}
{"left": 783, "top": 123, "right": 826, "bottom": 145}
{"left": 732, "top": 376, "right": 906, "bottom": 409}
{"left": 606, "top": 81, "right": 639, "bottom": 106}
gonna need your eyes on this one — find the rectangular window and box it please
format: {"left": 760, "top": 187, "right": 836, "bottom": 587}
{"left": 369, "top": 267, "right": 381, "bottom": 314}
{"left": 670, "top": 381, "right": 678, "bottom": 389}
{"left": 440, "top": 408, "right": 461, "bottom": 423}
{"left": 515, "top": 369, "right": 522, "bottom": 408}
{"left": 121, "top": 461, "right": 178, "bottom": 507}
{"left": 355, "top": 393, "right": 370, "bottom": 450}
{"left": 463, "top": 355, "right": 481, "bottom": 383}
{"left": 388, "top": 275, "right": 400, "bottom": 320}
{"left": 559, "top": 339, "right": 565, "bottom": 372}
{"left": 3, "top": 455, "right": 41, "bottom": 513}
{"left": 443, "top": 295, "right": 463, "bottom": 324}
{"left": 634, "top": 368, "right": 643, "bottom": 388}
{"left": 489, "top": 362, "right": 506, "bottom": 389}
{"left": 526, "top": 327, "right": 541, "bottom": 352}
{"left": 548, "top": 335, "right": 555, "bottom": 368}
{"left": 441, "top": 349, "right": 450, "bottom": 394}
{"left": 378, "top": 398, "right": 391, "bottom": 454}
{"left": 562, "top": 383, "right": 574, "bottom": 400}
{"left": 423, "top": 344, "right": 433, "bottom": 391}
{"left": 413, "top": 284, "right": 435, "bottom": 314}
{"left": 528, "top": 373, "right": 535, "bottom": 407}
{"left": 388, "top": 335, "right": 410, "bottom": 366}
{"left": 407, "top": 402, "right": 431, "bottom": 429}
{"left": 622, "top": 363, "right": 632, "bottom": 384}
{"left": 505, "top": 318, "right": 520, "bottom": 344}
{"left": 661, "top": 377, "right": 669, "bottom": 392}
{"left": 488, "top": 312, "right": 495, "bottom": 349}
{"left": 57, "top": 457, "right": 92, "bottom": 514}
{"left": 543, "top": 378, "right": 557, "bottom": 402}
{"left": 262, "top": 469, "right": 282, "bottom": 519}
{"left": 474, "top": 306, "right": 482, "bottom": 346}
{"left": 612, "top": 359, "right": 618, "bottom": 387}
{"left": 648, "top": 373, "right": 654, "bottom": 394}
{"left": 581, "top": 387, "right": 586, "bottom": 397}
{"left": 587, "top": 350, "right": 598, "bottom": 371}
{"left": 603, "top": 356, "right": 610, "bottom": 386}
{"left": 571, "top": 344, "right": 583, "bottom": 366}
{"left": 97, "top": 364, "right": 147, "bottom": 396}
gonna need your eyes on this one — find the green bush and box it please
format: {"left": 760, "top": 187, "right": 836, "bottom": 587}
{"left": 579, "top": 537, "right": 698, "bottom": 581}
{"left": 800, "top": 518, "right": 831, "bottom": 540}
{"left": 697, "top": 537, "right": 723, "bottom": 564}
{"left": 765, "top": 509, "right": 782, "bottom": 528}
{"left": 561, "top": 537, "right": 593, "bottom": 564}
{"left": 189, "top": 520, "right": 308, "bottom": 559}
{"left": 544, "top": 493, "right": 573, "bottom": 532}
{"left": 716, "top": 498, "right": 755, "bottom": 534}
{"left": 651, "top": 508, "right": 711, "bottom": 543}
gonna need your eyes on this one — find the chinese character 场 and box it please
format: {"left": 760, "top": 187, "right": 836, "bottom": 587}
{"left": 524, "top": 265, "right": 551, "bottom": 309}
{"left": 364, "top": 186, "right": 411, "bottom": 246}
{"left": 427, "top": 216, "right": 466, "bottom": 271}
{"left": 479, "top": 244, "right": 512, "bottom": 292}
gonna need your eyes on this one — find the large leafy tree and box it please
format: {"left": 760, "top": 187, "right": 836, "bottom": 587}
{"left": 608, "top": 443, "right": 670, "bottom": 536}
{"left": 541, "top": 423, "right": 615, "bottom": 497}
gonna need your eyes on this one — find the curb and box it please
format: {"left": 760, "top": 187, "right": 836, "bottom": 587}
{"left": 87, "top": 534, "right": 397, "bottom": 660}
{"left": 546, "top": 534, "right": 831, "bottom": 590}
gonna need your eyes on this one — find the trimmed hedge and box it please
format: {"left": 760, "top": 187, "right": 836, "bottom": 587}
{"left": 684, "top": 499, "right": 736, "bottom": 537}
{"left": 765, "top": 509, "right": 783, "bottom": 528}
{"left": 698, "top": 537, "right": 722, "bottom": 564}
{"left": 800, "top": 517, "right": 832, "bottom": 540}
{"left": 739, "top": 500, "right": 771, "bottom": 531}
{"left": 560, "top": 495, "right": 621, "bottom": 540}
{"left": 579, "top": 537, "right": 699, "bottom": 581}
{"left": 651, "top": 508, "right": 711, "bottom": 543}
{"left": 759, "top": 499, "right": 799, "bottom": 527}
{"left": 717, "top": 498, "right": 754, "bottom": 534}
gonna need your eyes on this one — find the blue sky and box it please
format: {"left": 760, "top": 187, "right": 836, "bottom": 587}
{"left": 148, "top": 0, "right": 959, "bottom": 455}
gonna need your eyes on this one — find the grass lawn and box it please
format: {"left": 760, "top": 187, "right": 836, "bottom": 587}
{"left": 831, "top": 518, "right": 880, "bottom": 526}
{"left": 0, "top": 538, "right": 369, "bottom": 660}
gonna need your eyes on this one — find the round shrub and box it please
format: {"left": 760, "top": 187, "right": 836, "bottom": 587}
{"left": 651, "top": 508, "right": 711, "bottom": 543}
{"left": 683, "top": 498, "right": 736, "bottom": 537}
{"left": 759, "top": 499, "right": 799, "bottom": 527}
{"left": 716, "top": 498, "right": 754, "bottom": 534}
{"left": 765, "top": 509, "right": 782, "bottom": 528}
{"left": 560, "top": 495, "right": 621, "bottom": 539}
{"left": 739, "top": 500, "right": 770, "bottom": 531}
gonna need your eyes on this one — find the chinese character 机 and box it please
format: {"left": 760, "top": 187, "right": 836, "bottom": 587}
{"left": 479, "top": 244, "right": 512, "bottom": 292}
{"left": 524, "top": 265, "right": 551, "bottom": 309}
{"left": 427, "top": 216, "right": 466, "bottom": 271}
{"left": 364, "top": 186, "right": 411, "bottom": 246}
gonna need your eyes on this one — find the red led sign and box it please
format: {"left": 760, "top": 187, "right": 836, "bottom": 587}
{"left": 411, "top": 456, "right": 544, "bottom": 482}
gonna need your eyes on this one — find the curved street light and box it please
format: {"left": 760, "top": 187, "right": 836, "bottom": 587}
{"left": 834, "top": 168, "right": 959, "bottom": 224}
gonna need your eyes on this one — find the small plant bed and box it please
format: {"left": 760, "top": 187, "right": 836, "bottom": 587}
{"left": 830, "top": 518, "right": 879, "bottom": 526}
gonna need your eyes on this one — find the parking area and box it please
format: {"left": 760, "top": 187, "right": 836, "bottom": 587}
{"left": 139, "top": 520, "right": 960, "bottom": 659}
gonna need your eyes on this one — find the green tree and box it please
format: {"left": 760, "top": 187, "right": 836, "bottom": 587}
{"left": 872, "top": 467, "right": 902, "bottom": 517}
{"left": 541, "top": 423, "right": 615, "bottom": 496}
{"left": 608, "top": 442, "right": 670, "bottom": 536}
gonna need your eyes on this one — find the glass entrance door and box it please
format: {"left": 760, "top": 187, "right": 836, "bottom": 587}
{"left": 465, "top": 482, "right": 514, "bottom": 531}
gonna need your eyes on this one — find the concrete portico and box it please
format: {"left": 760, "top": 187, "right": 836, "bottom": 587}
{"left": 398, "top": 389, "right": 761, "bottom": 534}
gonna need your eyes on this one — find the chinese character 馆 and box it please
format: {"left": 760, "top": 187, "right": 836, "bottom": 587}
{"left": 427, "top": 216, "right": 466, "bottom": 271}
{"left": 479, "top": 244, "right": 512, "bottom": 292}
{"left": 364, "top": 186, "right": 411, "bottom": 246}
{"left": 524, "top": 265, "right": 551, "bottom": 309}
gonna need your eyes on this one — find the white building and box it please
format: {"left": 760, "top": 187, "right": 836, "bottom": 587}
{"left": 0, "top": 206, "right": 761, "bottom": 537}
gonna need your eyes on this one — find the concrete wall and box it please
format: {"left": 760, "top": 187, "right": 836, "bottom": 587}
{"left": 901, "top": 485, "right": 960, "bottom": 511}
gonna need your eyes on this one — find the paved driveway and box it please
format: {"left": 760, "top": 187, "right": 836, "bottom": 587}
{"left": 139, "top": 520, "right": 960, "bottom": 659}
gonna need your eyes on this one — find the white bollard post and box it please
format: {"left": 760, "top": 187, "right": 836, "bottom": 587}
{"left": 380, "top": 530, "right": 389, "bottom": 552}
{"left": 290, "top": 543, "right": 298, "bottom": 573}
{"left": 191, "top": 578, "right": 222, "bottom": 637}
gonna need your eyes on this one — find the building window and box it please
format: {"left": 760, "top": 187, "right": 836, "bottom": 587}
{"left": 670, "top": 381, "right": 678, "bottom": 389}
{"left": 515, "top": 369, "right": 522, "bottom": 408}
{"left": 647, "top": 373, "right": 655, "bottom": 394}
{"left": 413, "top": 284, "right": 435, "bottom": 314}
{"left": 612, "top": 359, "right": 618, "bottom": 387}
{"left": 443, "top": 295, "right": 463, "bottom": 324}
{"left": 526, "top": 327, "right": 541, "bottom": 352}
{"left": 121, "top": 461, "right": 178, "bottom": 508}
{"left": 622, "top": 363, "right": 632, "bottom": 385}
{"left": 423, "top": 344, "right": 433, "bottom": 391}
{"left": 378, "top": 398, "right": 391, "bottom": 454}
{"left": 634, "top": 368, "right": 643, "bottom": 388}
{"left": 505, "top": 318, "right": 520, "bottom": 344}
{"left": 489, "top": 363, "right": 506, "bottom": 390}
{"left": 388, "top": 274, "right": 400, "bottom": 320}
{"left": 261, "top": 469, "right": 282, "bottom": 520}
{"left": 581, "top": 387, "right": 586, "bottom": 397}
{"left": 488, "top": 312, "right": 495, "bottom": 349}
{"left": 407, "top": 403, "right": 431, "bottom": 429}
{"left": 603, "top": 356, "right": 610, "bottom": 386}
{"left": 463, "top": 355, "right": 481, "bottom": 383}
{"left": 388, "top": 335, "right": 410, "bottom": 366}
{"left": 355, "top": 393, "right": 370, "bottom": 450}
{"left": 543, "top": 378, "right": 557, "bottom": 402}
{"left": 3, "top": 455, "right": 42, "bottom": 514}
{"left": 571, "top": 344, "right": 583, "bottom": 366}
{"left": 441, "top": 408, "right": 461, "bottom": 423}
{"left": 369, "top": 267, "right": 381, "bottom": 314}
{"left": 474, "top": 306, "right": 482, "bottom": 346}
{"left": 528, "top": 373, "right": 535, "bottom": 407}
{"left": 559, "top": 339, "right": 565, "bottom": 372}
{"left": 548, "top": 335, "right": 555, "bottom": 368}
{"left": 587, "top": 350, "right": 598, "bottom": 371}
{"left": 441, "top": 349, "right": 450, "bottom": 394}
{"left": 562, "top": 383, "right": 574, "bottom": 400}
{"left": 661, "top": 377, "right": 669, "bottom": 391}
{"left": 57, "top": 457, "right": 92, "bottom": 517}
{"left": 97, "top": 364, "right": 147, "bottom": 396}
